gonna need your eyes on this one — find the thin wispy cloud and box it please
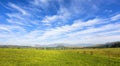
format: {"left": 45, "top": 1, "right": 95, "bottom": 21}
{"left": 9, "top": 3, "right": 28, "bottom": 15}
{"left": 0, "top": 0, "right": 120, "bottom": 46}
{"left": 111, "top": 14, "right": 120, "bottom": 21}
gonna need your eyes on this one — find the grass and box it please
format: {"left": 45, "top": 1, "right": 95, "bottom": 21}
{"left": 0, "top": 48, "right": 120, "bottom": 66}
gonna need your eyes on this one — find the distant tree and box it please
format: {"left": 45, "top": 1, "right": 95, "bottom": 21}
{"left": 111, "top": 41, "right": 120, "bottom": 47}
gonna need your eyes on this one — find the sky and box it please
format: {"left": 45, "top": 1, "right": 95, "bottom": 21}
{"left": 0, "top": 0, "right": 120, "bottom": 46}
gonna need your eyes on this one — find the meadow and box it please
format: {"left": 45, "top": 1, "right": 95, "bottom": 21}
{"left": 0, "top": 48, "right": 120, "bottom": 66}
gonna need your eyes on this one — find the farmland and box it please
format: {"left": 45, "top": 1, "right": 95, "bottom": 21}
{"left": 0, "top": 48, "right": 120, "bottom": 66}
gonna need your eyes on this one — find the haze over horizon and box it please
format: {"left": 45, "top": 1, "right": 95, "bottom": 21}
{"left": 0, "top": 0, "right": 120, "bottom": 46}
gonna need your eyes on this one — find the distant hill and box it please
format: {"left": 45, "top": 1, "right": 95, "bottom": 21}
{"left": 0, "top": 45, "right": 31, "bottom": 48}
{"left": 0, "top": 41, "right": 120, "bottom": 48}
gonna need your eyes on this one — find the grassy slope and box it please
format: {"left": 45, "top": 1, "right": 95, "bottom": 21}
{"left": 0, "top": 48, "right": 120, "bottom": 66}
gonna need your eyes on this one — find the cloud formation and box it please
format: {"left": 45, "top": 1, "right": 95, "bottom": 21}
{"left": 9, "top": 3, "right": 28, "bottom": 15}
{"left": 0, "top": 0, "right": 120, "bottom": 46}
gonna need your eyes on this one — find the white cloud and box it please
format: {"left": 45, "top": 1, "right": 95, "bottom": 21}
{"left": 6, "top": 13, "right": 40, "bottom": 26}
{"left": 73, "top": 18, "right": 103, "bottom": 27}
{"left": 0, "top": 25, "right": 25, "bottom": 32}
{"left": 37, "top": 18, "right": 108, "bottom": 40}
{"left": 67, "top": 23, "right": 120, "bottom": 37}
{"left": 41, "top": 7, "right": 71, "bottom": 24}
{"left": 34, "top": 0, "right": 48, "bottom": 5}
{"left": 6, "top": 3, "right": 41, "bottom": 26}
{"left": 41, "top": 15, "right": 58, "bottom": 23}
{"left": 3, "top": 17, "right": 120, "bottom": 45}
{"left": 4, "top": 18, "right": 102, "bottom": 45}
{"left": 49, "top": 28, "right": 120, "bottom": 44}
{"left": 111, "top": 13, "right": 120, "bottom": 21}
{"left": 37, "top": 17, "right": 120, "bottom": 44}
{"left": 1, "top": 0, "right": 120, "bottom": 46}
{"left": 9, "top": 3, "right": 28, "bottom": 15}
{"left": 84, "top": 35, "right": 120, "bottom": 44}
{"left": 31, "top": 0, "right": 50, "bottom": 9}
{"left": 0, "top": 24, "right": 27, "bottom": 45}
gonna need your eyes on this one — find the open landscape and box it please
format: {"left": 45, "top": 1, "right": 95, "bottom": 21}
{"left": 0, "top": 0, "right": 120, "bottom": 66}
{"left": 0, "top": 48, "right": 120, "bottom": 66}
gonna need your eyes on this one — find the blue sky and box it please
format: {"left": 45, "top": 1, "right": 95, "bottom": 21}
{"left": 0, "top": 0, "right": 120, "bottom": 46}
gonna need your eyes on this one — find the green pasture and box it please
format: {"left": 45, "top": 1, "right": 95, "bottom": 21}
{"left": 0, "top": 48, "right": 120, "bottom": 66}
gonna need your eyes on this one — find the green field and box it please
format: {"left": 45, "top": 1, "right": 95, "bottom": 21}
{"left": 0, "top": 48, "right": 120, "bottom": 66}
